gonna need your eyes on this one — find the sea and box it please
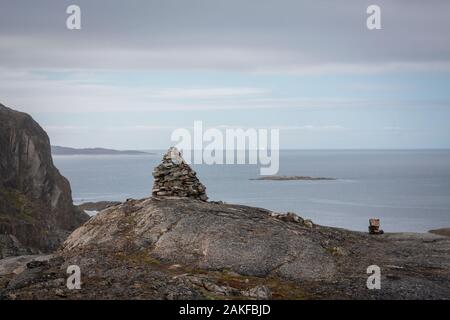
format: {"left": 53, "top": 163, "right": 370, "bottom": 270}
{"left": 52, "top": 150, "right": 450, "bottom": 233}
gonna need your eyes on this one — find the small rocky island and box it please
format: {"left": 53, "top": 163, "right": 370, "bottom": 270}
{"left": 251, "top": 176, "right": 336, "bottom": 181}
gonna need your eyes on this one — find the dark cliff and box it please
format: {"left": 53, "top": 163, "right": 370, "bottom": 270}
{"left": 0, "top": 103, "right": 88, "bottom": 257}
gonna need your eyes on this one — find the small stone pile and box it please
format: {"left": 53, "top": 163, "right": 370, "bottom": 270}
{"left": 270, "top": 211, "right": 314, "bottom": 228}
{"left": 368, "top": 218, "right": 384, "bottom": 235}
{"left": 152, "top": 147, "right": 208, "bottom": 201}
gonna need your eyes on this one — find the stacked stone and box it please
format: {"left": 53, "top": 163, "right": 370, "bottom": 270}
{"left": 368, "top": 218, "right": 384, "bottom": 235}
{"left": 152, "top": 147, "right": 208, "bottom": 201}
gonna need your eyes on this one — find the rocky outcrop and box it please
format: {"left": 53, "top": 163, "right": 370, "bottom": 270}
{"left": 63, "top": 198, "right": 335, "bottom": 281}
{"left": 0, "top": 103, "right": 89, "bottom": 257}
{"left": 77, "top": 201, "right": 121, "bottom": 212}
{"left": 152, "top": 147, "right": 208, "bottom": 201}
{"left": 0, "top": 235, "right": 35, "bottom": 258}
{"left": 1, "top": 196, "right": 448, "bottom": 299}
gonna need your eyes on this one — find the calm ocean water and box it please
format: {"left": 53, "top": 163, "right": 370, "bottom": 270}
{"left": 53, "top": 150, "right": 450, "bottom": 233}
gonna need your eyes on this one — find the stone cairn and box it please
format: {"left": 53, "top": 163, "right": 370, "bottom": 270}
{"left": 368, "top": 218, "right": 384, "bottom": 235}
{"left": 152, "top": 147, "right": 208, "bottom": 201}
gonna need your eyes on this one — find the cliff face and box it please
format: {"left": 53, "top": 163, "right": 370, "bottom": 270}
{"left": 0, "top": 103, "right": 88, "bottom": 257}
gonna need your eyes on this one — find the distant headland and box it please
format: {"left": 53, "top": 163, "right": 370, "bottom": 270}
{"left": 51, "top": 145, "right": 153, "bottom": 156}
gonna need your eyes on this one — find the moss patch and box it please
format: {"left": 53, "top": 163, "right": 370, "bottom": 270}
{"left": 215, "top": 270, "right": 308, "bottom": 299}
{"left": 0, "top": 187, "right": 37, "bottom": 223}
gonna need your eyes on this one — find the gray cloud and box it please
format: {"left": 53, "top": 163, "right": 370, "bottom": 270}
{"left": 1, "top": 0, "right": 449, "bottom": 72}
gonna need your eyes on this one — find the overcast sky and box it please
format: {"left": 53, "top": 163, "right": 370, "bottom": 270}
{"left": 1, "top": 0, "right": 450, "bottom": 149}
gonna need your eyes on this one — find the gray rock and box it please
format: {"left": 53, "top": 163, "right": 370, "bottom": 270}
{"left": 2, "top": 196, "right": 450, "bottom": 299}
{"left": 303, "top": 219, "right": 314, "bottom": 228}
{"left": 242, "top": 285, "right": 272, "bottom": 300}
{"left": 58, "top": 196, "right": 450, "bottom": 299}
{"left": 63, "top": 198, "right": 336, "bottom": 281}
{"left": 0, "top": 254, "right": 53, "bottom": 276}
